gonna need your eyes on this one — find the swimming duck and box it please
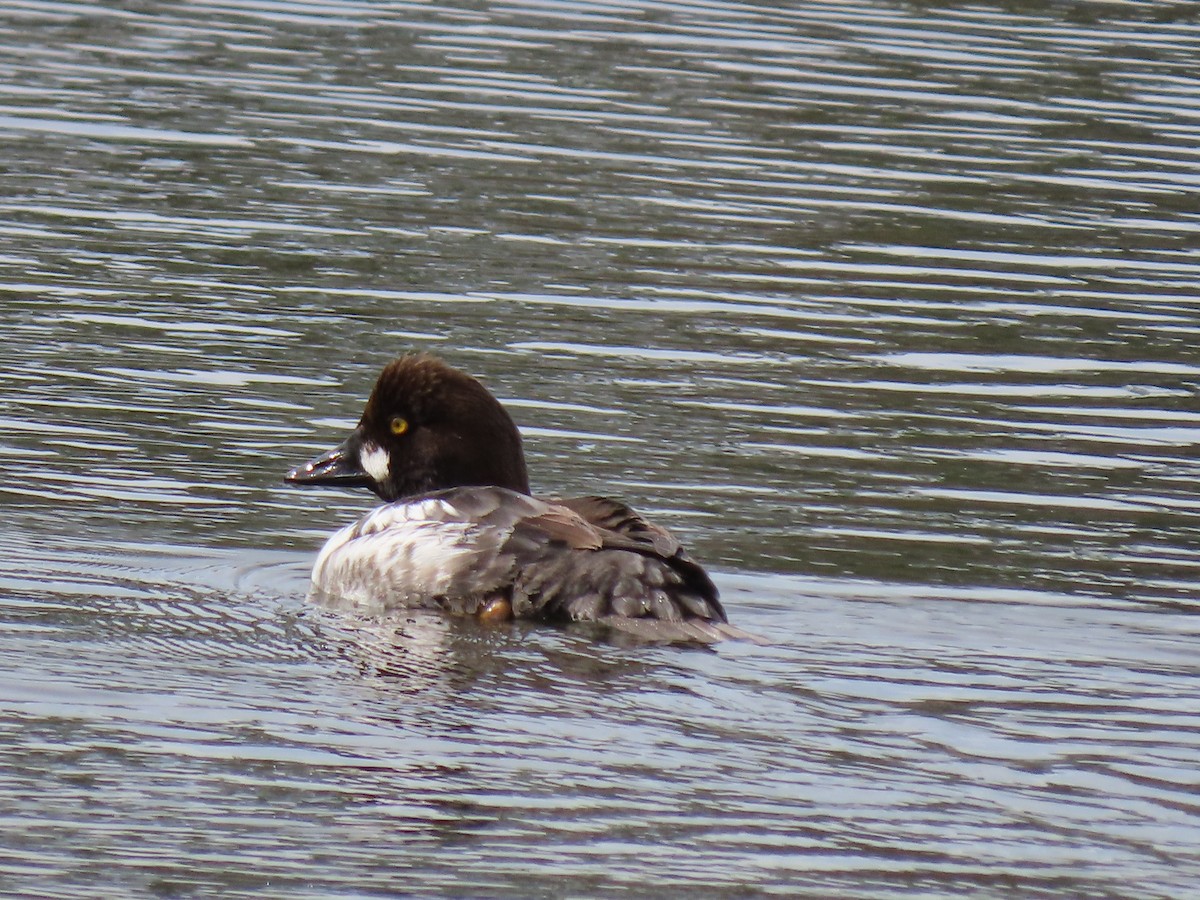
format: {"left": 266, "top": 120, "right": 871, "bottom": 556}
{"left": 286, "top": 354, "right": 749, "bottom": 643}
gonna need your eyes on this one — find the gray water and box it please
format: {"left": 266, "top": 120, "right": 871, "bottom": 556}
{"left": 2, "top": 2, "right": 1199, "bottom": 897}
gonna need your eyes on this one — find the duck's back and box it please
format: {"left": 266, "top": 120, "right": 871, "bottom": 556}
{"left": 309, "top": 486, "right": 734, "bottom": 641}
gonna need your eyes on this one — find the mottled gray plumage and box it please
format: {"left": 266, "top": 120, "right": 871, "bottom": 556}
{"left": 288, "top": 355, "right": 755, "bottom": 644}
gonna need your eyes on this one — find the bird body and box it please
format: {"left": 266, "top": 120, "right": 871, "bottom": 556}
{"left": 287, "top": 355, "right": 752, "bottom": 643}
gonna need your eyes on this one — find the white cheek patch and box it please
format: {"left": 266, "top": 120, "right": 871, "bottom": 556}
{"left": 359, "top": 443, "right": 390, "bottom": 484}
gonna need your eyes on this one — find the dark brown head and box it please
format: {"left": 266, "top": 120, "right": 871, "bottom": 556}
{"left": 286, "top": 355, "right": 530, "bottom": 502}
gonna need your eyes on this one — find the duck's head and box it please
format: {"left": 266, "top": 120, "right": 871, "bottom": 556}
{"left": 286, "top": 354, "right": 530, "bottom": 502}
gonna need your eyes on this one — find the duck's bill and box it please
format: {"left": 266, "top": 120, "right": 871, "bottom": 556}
{"left": 285, "top": 439, "right": 371, "bottom": 489}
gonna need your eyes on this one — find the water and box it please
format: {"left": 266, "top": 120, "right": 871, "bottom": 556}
{"left": 2, "top": 1, "right": 1199, "bottom": 896}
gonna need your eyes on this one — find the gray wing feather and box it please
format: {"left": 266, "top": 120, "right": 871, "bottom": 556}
{"left": 504, "top": 494, "right": 730, "bottom": 636}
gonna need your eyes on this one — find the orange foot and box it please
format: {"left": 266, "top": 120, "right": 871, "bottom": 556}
{"left": 478, "top": 595, "right": 513, "bottom": 623}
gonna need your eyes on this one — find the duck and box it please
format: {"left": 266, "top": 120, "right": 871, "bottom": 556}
{"left": 285, "top": 354, "right": 753, "bottom": 643}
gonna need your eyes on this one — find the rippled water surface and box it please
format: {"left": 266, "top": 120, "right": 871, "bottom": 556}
{"left": 3, "top": 2, "right": 1199, "bottom": 897}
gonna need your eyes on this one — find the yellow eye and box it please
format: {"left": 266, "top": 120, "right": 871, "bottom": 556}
{"left": 389, "top": 415, "right": 409, "bottom": 436}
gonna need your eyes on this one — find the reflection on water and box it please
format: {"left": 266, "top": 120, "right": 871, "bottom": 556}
{"left": 2, "top": 1, "right": 1199, "bottom": 896}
